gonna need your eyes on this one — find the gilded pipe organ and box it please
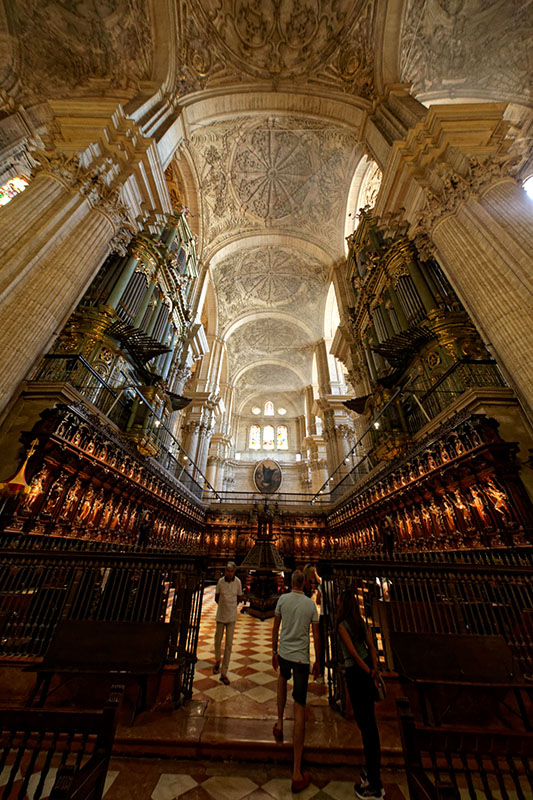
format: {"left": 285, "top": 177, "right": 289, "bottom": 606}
{"left": 0, "top": 214, "right": 208, "bottom": 547}
{"left": 335, "top": 211, "right": 533, "bottom": 552}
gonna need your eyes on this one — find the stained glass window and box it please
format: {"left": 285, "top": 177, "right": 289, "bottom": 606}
{"left": 264, "top": 401, "right": 274, "bottom": 416}
{"left": 263, "top": 425, "right": 275, "bottom": 450}
{"left": 277, "top": 425, "right": 288, "bottom": 449}
{"left": 249, "top": 424, "right": 261, "bottom": 450}
{"left": 0, "top": 176, "right": 29, "bottom": 207}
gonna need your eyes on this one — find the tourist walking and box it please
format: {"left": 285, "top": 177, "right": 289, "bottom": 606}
{"left": 272, "top": 570, "right": 321, "bottom": 793}
{"left": 213, "top": 561, "right": 245, "bottom": 685}
{"left": 336, "top": 589, "right": 384, "bottom": 799}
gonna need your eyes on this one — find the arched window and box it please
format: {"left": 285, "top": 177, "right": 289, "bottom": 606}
{"left": 523, "top": 176, "right": 533, "bottom": 199}
{"left": 249, "top": 424, "right": 261, "bottom": 450}
{"left": 263, "top": 425, "right": 275, "bottom": 450}
{"left": 277, "top": 425, "right": 288, "bottom": 449}
{"left": 0, "top": 176, "right": 29, "bottom": 207}
{"left": 264, "top": 401, "right": 274, "bottom": 416}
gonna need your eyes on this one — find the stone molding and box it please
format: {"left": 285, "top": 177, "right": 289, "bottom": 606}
{"left": 417, "top": 154, "right": 521, "bottom": 235}
{"left": 31, "top": 149, "right": 131, "bottom": 230}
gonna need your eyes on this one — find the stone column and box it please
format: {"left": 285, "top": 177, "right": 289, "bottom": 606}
{"left": 314, "top": 339, "right": 332, "bottom": 396}
{"left": 374, "top": 102, "right": 533, "bottom": 418}
{"left": 423, "top": 173, "right": 533, "bottom": 417}
{"left": 0, "top": 153, "right": 129, "bottom": 412}
{"left": 303, "top": 386, "right": 317, "bottom": 436}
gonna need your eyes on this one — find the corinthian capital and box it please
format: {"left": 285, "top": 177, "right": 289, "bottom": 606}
{"left": 31, "top": 149, "right": 83, "bottom": 189}
{"left": 417, "top": 154, "right": 521, "bottom": 236}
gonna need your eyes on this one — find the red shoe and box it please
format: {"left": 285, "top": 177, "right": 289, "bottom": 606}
{"left": 291, "top": 773, "right": 311, "bottom": 794}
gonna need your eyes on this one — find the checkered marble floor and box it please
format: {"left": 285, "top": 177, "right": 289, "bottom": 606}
{"left": 104, "top": 758, "right": 409, "bottom": 800}
{"left": 193, "top": 586, "right": 328, "bottom": 710}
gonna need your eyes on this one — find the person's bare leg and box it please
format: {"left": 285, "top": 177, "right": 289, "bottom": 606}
{"left": 276, "top": 674, "right": 287, "bottom": 731}
{"left": 292, "top": 701, "right": 306, "bottom": 782}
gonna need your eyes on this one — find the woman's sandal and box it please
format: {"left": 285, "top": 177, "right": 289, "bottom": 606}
{"left": 272, "top": 723, "right": 283, "bottom": 742}
{"left": 220, "top": 674, "right": 230, "bottom": 685}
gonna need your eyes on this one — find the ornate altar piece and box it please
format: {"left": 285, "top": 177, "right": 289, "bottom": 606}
{"left": 240, "top": 503, "right": 286, "bottom": 620}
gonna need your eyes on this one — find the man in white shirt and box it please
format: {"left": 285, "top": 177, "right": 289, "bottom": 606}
{"left": 213, "top": 561, "right": 245, "bottom": 684}
{"left": 272, "top": 570, "right": 320, "bottom": 794}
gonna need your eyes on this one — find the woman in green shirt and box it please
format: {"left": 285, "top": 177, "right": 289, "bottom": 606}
{"left": 336, "top": 589, "right": 384, "bottom": 800}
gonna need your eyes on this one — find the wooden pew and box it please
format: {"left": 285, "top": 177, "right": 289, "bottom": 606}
{"left": 26, "top": 620, "right": 171, "bottom": 724}
{"left": 0, "top": 685, "right": 123, "bottom": 800}
{"left": 396, "top": 697, "right": 533, "bottom": 800}
{"left": 390, "top": 631, "right": 532, "bottom": 730}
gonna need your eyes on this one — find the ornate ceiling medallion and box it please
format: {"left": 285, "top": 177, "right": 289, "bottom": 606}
{"left": 231, "top": 127, "right": 314, "bottom": 220}
{"left": 195, "top": 0, "right": 364, "bottom": 79}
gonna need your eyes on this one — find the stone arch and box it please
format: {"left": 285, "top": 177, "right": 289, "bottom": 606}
{"left": 233, "top": 360, "right": 308, "bottom": 389}
{"left": 344, "top": 155, "right": 383, "bottom": 249}
{"left": 223, "top": 310, "right": 315, "bottom": 344}
{"left": 206, "top": 231, "right": 338, "bottom": 268}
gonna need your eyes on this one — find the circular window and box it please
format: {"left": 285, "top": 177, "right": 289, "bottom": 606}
{"left": 251, "top": 407, "right": 261, "bottom": 415}
{"left": 278, "top": 408, "right": 287, "bottom": 415}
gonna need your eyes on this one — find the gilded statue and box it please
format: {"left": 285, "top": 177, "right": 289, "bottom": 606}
{"left": 453, "top": 489, "right": 473, "bottom": 526}
{"left": 22, "top": 468, "right": 49, "bottom": 512}
{"left": 484, "top": 479, "right": 510, "bottom": 521}
{"left": 77, "top": 486, "right": 95, "bottom": 522}
{"left": 469, "top": 486, "right": 489, "bottom": 524}
{"left": 42, "top": 474, "right": 66, "bottom": 515}
{"left": 59, "top": 479, "right": 82, "bottom": 520}
{"left": 442, "top": 495, "right": 456, "bottom": 531}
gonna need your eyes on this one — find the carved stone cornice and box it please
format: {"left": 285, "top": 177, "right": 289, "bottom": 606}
{"left": 109, "top": 226, "right": 134, "bottom": 256}
{"left": 417, "top": 154, "right": 521, "bottom": 235}
{"left": 31, "top": 149, "right": 131, "bottom": 230}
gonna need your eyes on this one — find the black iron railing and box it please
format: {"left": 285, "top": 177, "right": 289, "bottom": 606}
{"left": 0, "top": 536, "right": 206, "bottom": 702}
{"left": 318, "top": 548, "right": 533, "bottom": 714}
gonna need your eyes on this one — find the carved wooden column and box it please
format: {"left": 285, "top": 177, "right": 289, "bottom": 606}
{"left": 0, "top": 151, "right": 130, "bottom": 412}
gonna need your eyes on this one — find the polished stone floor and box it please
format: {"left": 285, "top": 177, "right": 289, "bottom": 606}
{"left": 192, "top": 585, "right": 327, "bottom": 708}
{"left": 113, "top": 585, "right": 403, "bottom": 765}
{"left": 103, "top": 758, "right": 410, "bottom": 800}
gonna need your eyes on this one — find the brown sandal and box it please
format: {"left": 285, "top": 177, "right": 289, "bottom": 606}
{"left": 273, "top": 723, "right": 283, "bottom": 742}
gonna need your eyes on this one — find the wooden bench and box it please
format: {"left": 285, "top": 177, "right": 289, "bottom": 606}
{"left": 26, "top": 620, "right": 171, "bottom": 725}
{"left": 0, "top": 685, "right": 123, "bottom": 800}
{"left": 390, "top": 631, "right": 532, "bottom": 730}
{"left": 397, "top": 697, "right": 533, "bottom": 800}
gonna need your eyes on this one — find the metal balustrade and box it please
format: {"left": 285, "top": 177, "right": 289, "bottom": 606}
{"left": 0, "top": 538, "right": 206, "bottom": 703}
{"left": 318, "top": 549, "right": 533, "bottom": 714}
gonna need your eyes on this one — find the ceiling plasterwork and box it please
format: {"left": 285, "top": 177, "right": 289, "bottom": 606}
{"left": 400, "top": 0, "right": 532, "bottom": 105}
{"left": 187, "top": 116, "right": 359, "bottom": 256}
{"left": 9, "top": 0, "right": 153, "bottom": 106}
{"left": 236, "top": 364, "right": 304, "bottom": 394}
{"left": 175, "top": 0, "right": 376, "bottom": 99}
{"left": 213, "top": 245, "right": 328, "bottom": 334}
{"left": 226, "top": 318, "right": 313, "bottom": 382}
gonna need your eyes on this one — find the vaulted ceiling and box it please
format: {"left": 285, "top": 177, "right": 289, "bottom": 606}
{"left": 171, "top": 1, "right": 377, "bottom": 406}
{"left": 2, "top": 0, "right": 530, "bottom": 410}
